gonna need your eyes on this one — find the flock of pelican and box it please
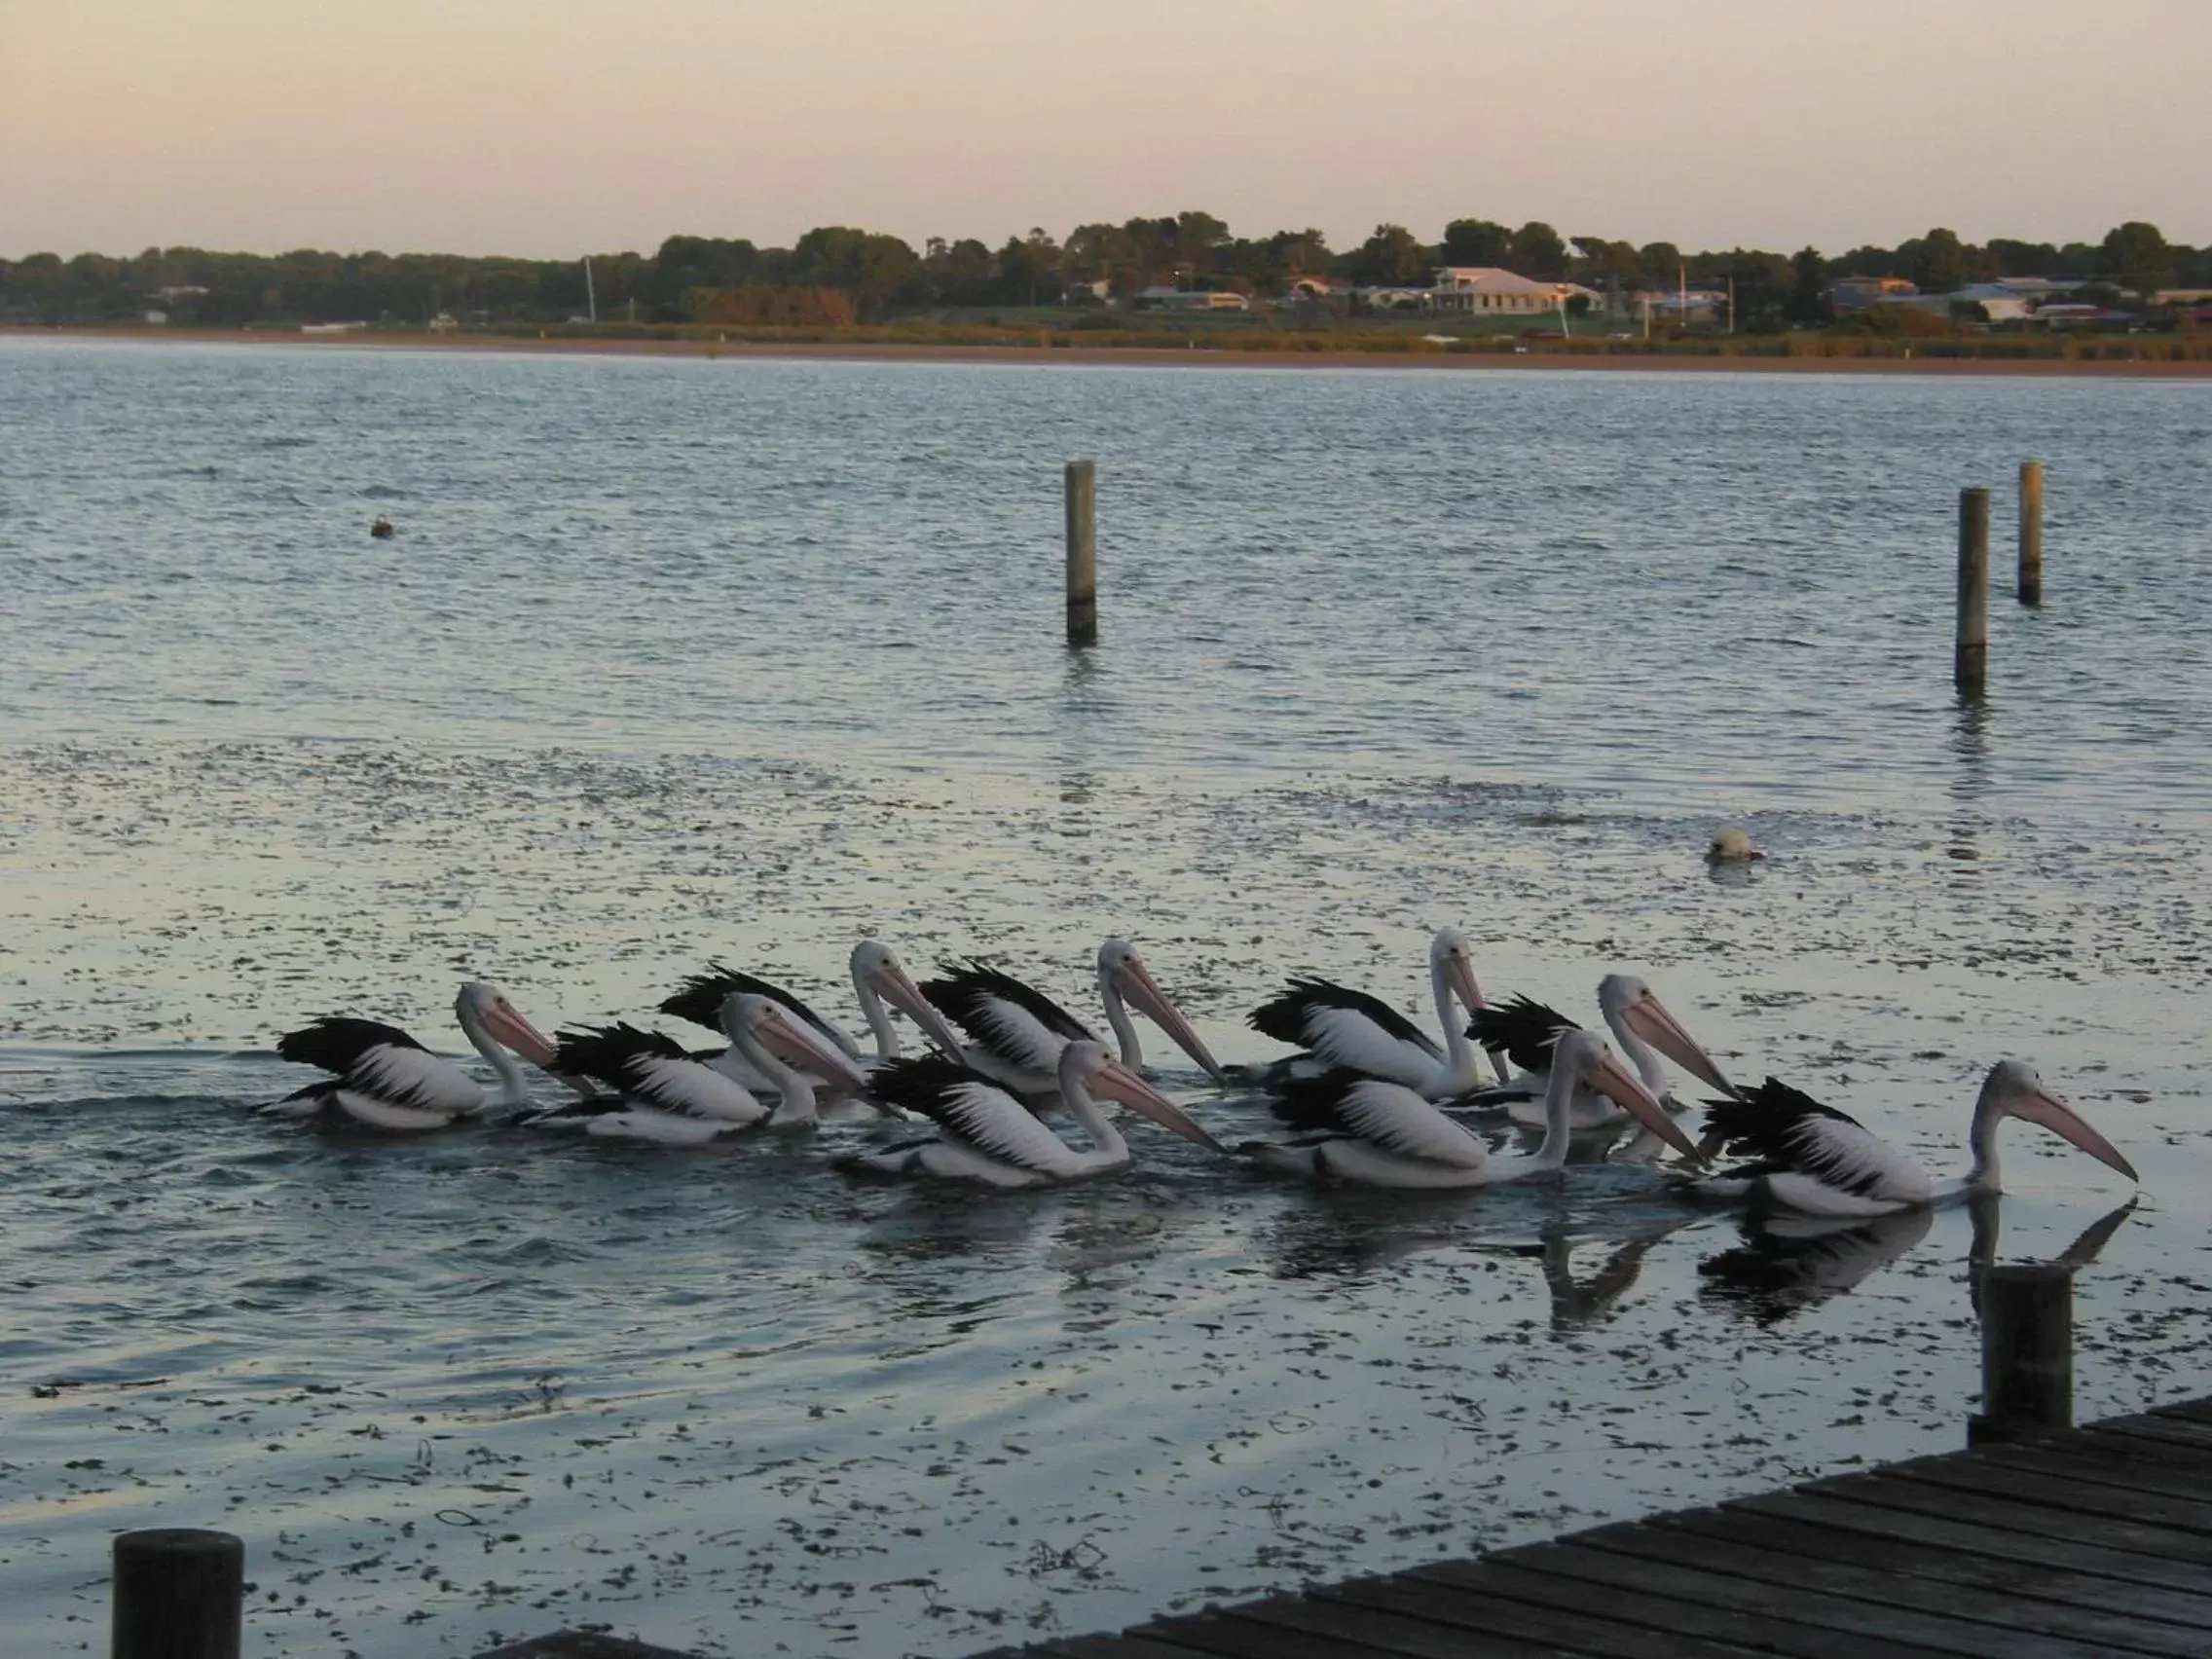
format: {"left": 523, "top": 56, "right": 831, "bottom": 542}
{"left": 267, "top": 927, "right": 2139, "bottom": 1217}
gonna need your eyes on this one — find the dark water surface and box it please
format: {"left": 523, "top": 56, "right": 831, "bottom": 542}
{"left": 1, "top": 339, "right": 2207, "bottom": 1656}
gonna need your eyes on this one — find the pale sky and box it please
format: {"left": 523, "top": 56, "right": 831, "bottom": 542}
{"left": 3, "top": 0, "right": 2205, "bottom": 261}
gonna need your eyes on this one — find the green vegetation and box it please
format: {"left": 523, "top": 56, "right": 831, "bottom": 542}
{"left": 4, "top": 216, "right": 2206, "bottom": 346}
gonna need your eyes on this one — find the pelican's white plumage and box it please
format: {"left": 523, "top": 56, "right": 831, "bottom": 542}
{"left": 524, "top": 1022, "right": 770, "bottom": 1140}
{"left": 1690, "top": 1062, "right": 2137, "bottom": 1218}
{"left": 838, "top": 1040, "right": 1222, "bottom": 1188}
{"left": 1246, "top": 927, "right": 1500, "bottom": 1100}
{"left": 1251, "top": 1028, "right": 1698, "bottom": 1188}
{"left": 658, "top": 940, "right": 967, "bottom": 1092}
{"left": 1472, "top": 975, "right": 1737, "bottom": 1130}
{"left": 265, "top": 982, "right": 559, "bottom": 1132}
{"left": 921, "top": 940, "right": 1224, "bottom": 1098}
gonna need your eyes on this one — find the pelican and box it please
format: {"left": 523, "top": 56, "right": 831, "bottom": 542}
{"left": 837, "top": 1040, "right": 1222, "bottom": 1188}
{"left": 1688, "top": 1061, "right": 2138, "bottom": 1219}
{"left": 264, "top": 981, "right": 558, "bottom": 1131}
{"left": 921, "top": 939, "right": 1225, "bottom": 1098}
{"left": 1470, "top": 976, "right": 1737, "bottom": 1130}
{"left": 657, "top": 940, "right": 966, "bottom": 1090}
{"left": 523, "top": 996, "right": 867, "bottom": 1141}
{"left": 1249, "top": 1028, "right": 1698, "bottom": 1188}
{"left": 722, "top": 991, "right": 874, "bottom": 1128}
{"left": 1246, "top": 927, "right": 1503, "bottom": 1100}
{"left": 527, "top": 1022, "right": 769, "bottom": 1143}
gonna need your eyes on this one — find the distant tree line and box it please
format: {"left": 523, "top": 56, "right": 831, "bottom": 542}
{"left": 3, "top": 218, "right": 2203, "bottom": 329}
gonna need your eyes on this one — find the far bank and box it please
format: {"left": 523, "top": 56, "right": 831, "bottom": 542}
{"left": 11, "top": 324, "right": 2212, "bottom": 378}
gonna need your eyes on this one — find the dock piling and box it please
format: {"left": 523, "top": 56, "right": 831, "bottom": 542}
{"left": 1065, "top": 460, "right": 1097, "bottom": 648}
{"left": 1954, "top": 487, "right": 1990, "bottom": 698}
{"left": 112, "top": 1528, "right": 243, "bottom": 1659}
{"left": 1971, "top": 1262, "right": 2072, "bottom": 1445}
{"left": 2018, "top": 461, "right": 2045, "bottom": 606}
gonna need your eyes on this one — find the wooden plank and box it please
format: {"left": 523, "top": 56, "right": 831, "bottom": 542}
{"left": 1800, "top": 1474, "right": 2212, "bottom": 1567}
{"left": 1123, "top": 1607, "right": 1415, "bottom": 1659}
{"left": 1886, "top": 1454, "right": 2212, "bottom": 1536}
{"left": 2020, "top": 1428, "right": 2212, "bottom": 1472}
{"left": 1320, "top": 1569, "right": 1766, "bottom": 1658}
{"left": 1035, "top": 1639, "right": 1220, "bottom": 1659}
{"left": 1670, "top": 1504, "right": 2212, "bottom": 1631}
{"left": 1475, "top": 1542, "right": 2109, "bottom": 1659}
{"left": 2152, "top": 1399, "right": 2212, "bottom": 1426}
{"left": 1587, "top": 1513, "right": 2212, "bottom": 1658}
{"left": 1419, "top": 1556, "right": 1913, "bottom": 1659}
{"left": 2086, "top": 1417, "right": 2212, "bottom": 1455}
{"left": 1230, "top": 1593, "right": 1587, "bottom": 1659}
{"left": 1728, "top": 1490, "right": 2212, "bottom": 1596}
{"left": 1974, "top": 1440, "right": 2212, "bottom": 1503}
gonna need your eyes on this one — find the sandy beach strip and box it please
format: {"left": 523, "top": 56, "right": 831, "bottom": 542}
{"left": 12, "top": 324, "right": 2212, "bottom": 377}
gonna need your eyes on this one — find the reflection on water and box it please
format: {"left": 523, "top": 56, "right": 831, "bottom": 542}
{"left": 1947, "top": 698, "right": 1993, "bottom": 874}
{"left": 1701, "top": 1206, "right": 1936, "bottom": 1326}
{"left": 1701, "top": 1192, "right": 2139, "bottom": 1330}
{"left": 1, "top": 345, "right": 2207, "bottom": 1657}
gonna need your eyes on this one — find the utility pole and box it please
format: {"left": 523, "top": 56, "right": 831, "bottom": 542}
{"left": 583, "top": 257, "right": 597, "bottom": 323}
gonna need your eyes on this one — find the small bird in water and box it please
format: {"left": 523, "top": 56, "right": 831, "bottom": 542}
{"left": 370, "top": 515, "right": 395, "bottom": 539}
{"left": 1707, "top": 827, "right": 1761, "bottom": 864}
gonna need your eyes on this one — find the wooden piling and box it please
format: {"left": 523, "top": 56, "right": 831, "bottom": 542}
{"left": 1064, "top": 460, "right": 1097, "bottom": 648}
{"left": 2017, "top": 460, "right": 2045, "bottom": 606}
{"left": 1970, "top": 1262, "right": 2072, "bottom": 1445}
{"left": 112, "top": 1529, "right": 243, "bottom": 1659}
{"left": 1954, "top": 487, "right": 1990, "bottom": 698}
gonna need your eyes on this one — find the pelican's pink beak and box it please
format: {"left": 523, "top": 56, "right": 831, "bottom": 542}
{"left": 486, "top": 1001, "right": 560, "bottom": 1070}
{"left": 1117, "top": 957, "right": 1227, "bottom": 1086}
{"left": 759, "top": 1007, "right": 871, "bottom": 1092}
{"left": 868, "top": 960, "right": 969, "bottom": 1062}
{"left": 2012, "top": 1086, "right": 2139, "bottom": 1183}
{"left": 1585, "top": 1047, "right": 1701, "bottom": 1160}
{"left": 1091, "top": 1058, "right": 1226, "bottom": 1154}
{"left": 1623, "top": 994, "right": 1739, "bottom": 1098}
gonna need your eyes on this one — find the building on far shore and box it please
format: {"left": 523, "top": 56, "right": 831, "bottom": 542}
{"left": 1428, "top": 267, "right": 1598, "bottom": 314}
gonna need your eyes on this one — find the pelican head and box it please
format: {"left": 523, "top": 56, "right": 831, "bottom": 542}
{"left": 1977, "top": 1060, "right": 2137, "bottom": 1182}
{"left": 1599, "top": 974, "right": 1737, "bottom": 1097}
{"left": 1553, "top": 1027, "right": 1700, "bottom": 1159}
{"left": 720, "top": 991, "right": 871, "bottom": 1092}
{"left": 1429, "top": 926, "right": 1488, "bottom": 1016}
{"left": 850, "top": 939, "right": 968, "bottom": 1059}
{"left": 1097, "top": 938, "right": 1226, "bottom": 1084}
{"left": 1059, "top": 1038, "right": 1223, "bottom": 1153}
{"left": 455, "top": 980, "right": 558, "bottom": 1067}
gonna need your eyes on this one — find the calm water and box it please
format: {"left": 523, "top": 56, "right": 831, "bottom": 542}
{"left": 1, "top": 338, "right": 2208, "bottom": 1656}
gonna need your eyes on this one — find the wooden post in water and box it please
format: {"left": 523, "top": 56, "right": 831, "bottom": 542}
{"left": 2017, "top": 461, "right": 2045, "bottom": 606}
{"left": 1970, "top": 1263, "right": 2072, "bottom": 1446}
{"left": 1065, "top": 459, "right": 1097, "bottom": 647}
{"left": 1954, "top": 487, "right": 1990, "bottom": 698}
{"left": 112, "top": 1529, "right": 243, "bottom": 1659}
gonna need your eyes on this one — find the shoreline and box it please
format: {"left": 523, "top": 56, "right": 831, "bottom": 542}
{"left": 10, "top": 324, "right": 2212, "bottom": 377}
